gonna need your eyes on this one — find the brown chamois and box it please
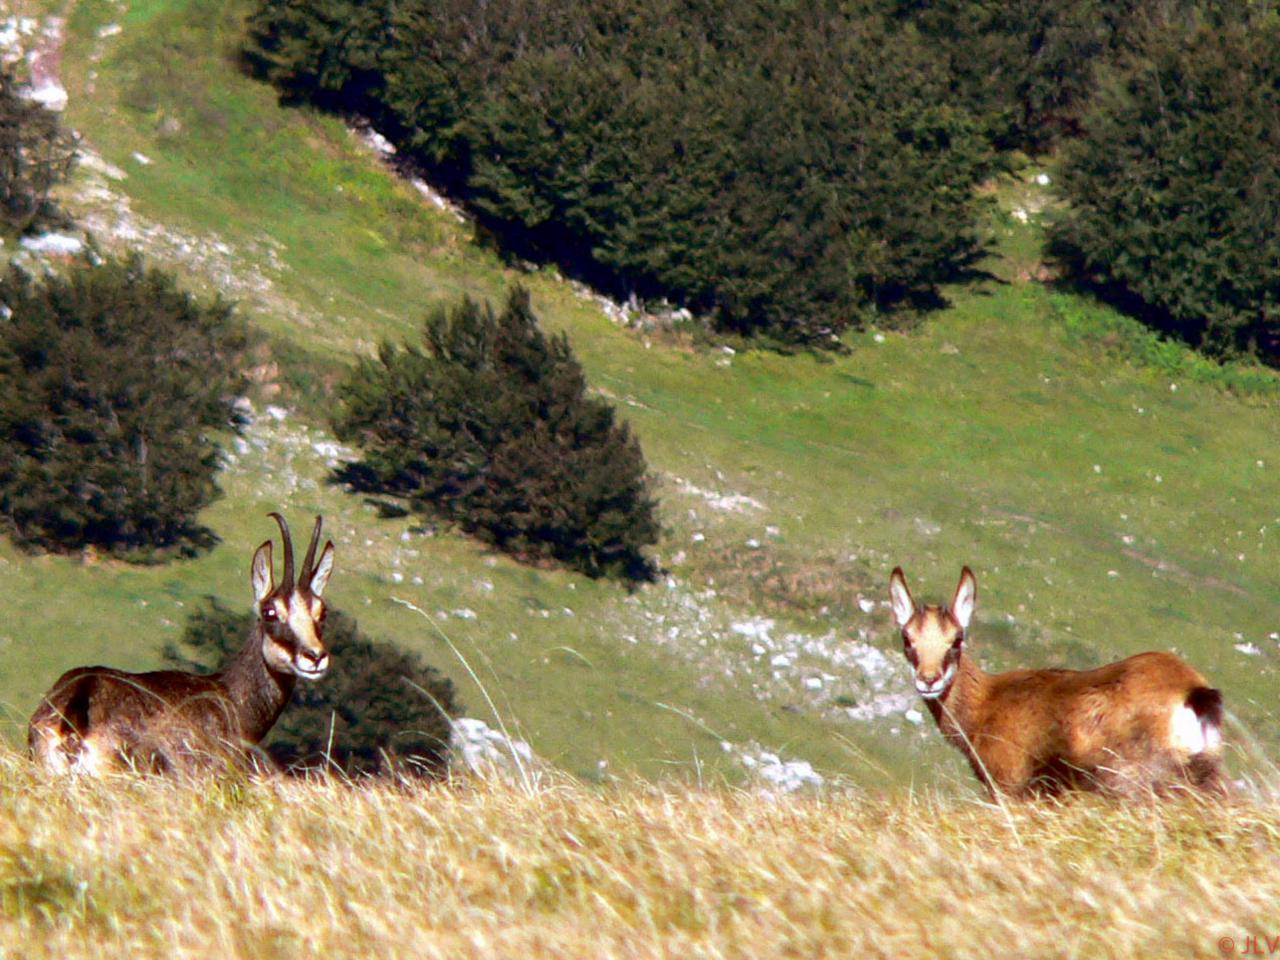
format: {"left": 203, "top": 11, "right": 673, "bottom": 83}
{"left": 888, "top": 566, "right": 1226, "bottom": 798}
{"left": 29, "top": 513, "right": 336, "bottom": 775}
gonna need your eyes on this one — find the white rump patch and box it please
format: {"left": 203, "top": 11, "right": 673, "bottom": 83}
{"left": 32, "top": 729, "right": 72, "bottom": 773}
{"left": 71, "top": 738, "right": 109, "bottom": 776}
{"left": 1169, "top": 704, "right": 1219, "bottom": 756}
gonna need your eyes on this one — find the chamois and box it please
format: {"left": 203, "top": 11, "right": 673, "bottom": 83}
{"left": 29, "top": 513, "right": 335, "bottom": 775}
{"left": 889, "top": 566, "right": 1225, "bottom": 798}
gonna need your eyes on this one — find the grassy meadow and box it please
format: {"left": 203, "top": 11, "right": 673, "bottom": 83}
{"left": 0, "top": 749, "right": 1276, "bottom": 959}
{"left": 1, "top": 0, "right": 1279, "bottom": 800}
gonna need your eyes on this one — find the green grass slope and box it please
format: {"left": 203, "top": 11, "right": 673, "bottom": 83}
{"left": 0, "top": 0, "right": 1277, "bottom": 791}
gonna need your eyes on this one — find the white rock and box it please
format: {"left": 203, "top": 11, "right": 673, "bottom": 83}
{"left": 755, "top": 757, "right": 823, "bottom": 792}
{"left": 1235, "top": 642, "right": 1262, "bottom": 656}
{"left": 361, "top": 128, "right": 396, "bottom": 156}
{"left": 19, "top": 232, "right": 82, "bottom": 255}
{"left": 731, "top": 618, "right": 774, "bottom": 643}
{"left": 448, "top": 717, "right": 540, "bottom": 784}
{"left": 675, "top": 478, "right": 765, "bottom": 513}
{"left": 311, "top": 439, "right": 349, "bottom": 462}
{"left": 23, "top": 81, "right": 67, "bottom": 111}
{"left": 804, "top": 677, "right": 823, "bottom": 691}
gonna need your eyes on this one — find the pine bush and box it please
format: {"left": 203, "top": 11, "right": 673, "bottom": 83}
{"left": 1046, "top": 14, "right": 1280, "bottom": 361}
{"left": 0, "top": 254, "right": 247, "bottom": 556}
{"left": 333, "top": 287, "right": 659, "bottom": 580}
{"left": 0, "top": 66, "right": 77, "bottom": 233}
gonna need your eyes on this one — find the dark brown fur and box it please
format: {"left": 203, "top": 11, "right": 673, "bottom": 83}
{"left": 28, "top": 514, "right": 335, "bottom": 776}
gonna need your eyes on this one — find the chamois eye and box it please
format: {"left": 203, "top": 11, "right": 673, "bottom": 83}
{"left": 262, "top": 605, "right": 278, "bottom": 621}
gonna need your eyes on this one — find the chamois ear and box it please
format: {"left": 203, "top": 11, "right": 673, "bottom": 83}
{"left": 951, "top": 566, "right": 976, "bottom": 630}
{"left": 308, "top": 541, "right": 336, "bottom": 597}
{"left": 251, "top": 541, "right": 274, "bottom": 602}
{"left": 889, "top": 567, "right": 915, "bottom": 627}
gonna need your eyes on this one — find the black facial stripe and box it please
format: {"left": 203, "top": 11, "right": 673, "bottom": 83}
{"left": 902, "top": 634, "right": 919, "bottom": 667}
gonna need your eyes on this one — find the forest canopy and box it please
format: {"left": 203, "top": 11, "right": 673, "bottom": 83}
{"left": 245, "top": 0, "right": 1280, "bottom": 363}
{"left": 1047, "top": 12, "right": 1280, "bottom": 360}
{"left": 245, "top": 0, "right": 993, "bottom": 347}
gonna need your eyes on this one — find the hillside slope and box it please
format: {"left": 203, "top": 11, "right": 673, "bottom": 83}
{"left": 0, "top": 0, "right": 1277, "bottom": 791}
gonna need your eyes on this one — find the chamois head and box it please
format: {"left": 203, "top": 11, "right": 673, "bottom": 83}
{"left": 251, "top": 513, "right": 336, "bottom": 681}
{"left": 889, "top": 566, "right": 975, "bottom": 700}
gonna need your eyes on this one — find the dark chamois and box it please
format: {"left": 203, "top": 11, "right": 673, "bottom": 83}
{"left": 29, "top": 513, "right": 336, "bottom": 775}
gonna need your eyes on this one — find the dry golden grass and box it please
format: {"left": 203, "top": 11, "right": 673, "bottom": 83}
{"left": 1, "top": 746, "right": 1276, "bottom": 959}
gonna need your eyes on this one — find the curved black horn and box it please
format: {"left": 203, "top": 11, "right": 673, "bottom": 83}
{"left": 300, "top": 515, "right": 323, "bottom": 587}
{"left": 269, "top": 512, "right": 294, "bottom": 591}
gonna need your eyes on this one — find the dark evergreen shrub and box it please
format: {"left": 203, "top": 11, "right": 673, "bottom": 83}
{"left": 0, "top": 66, "right": 77, "bottom": 233}
{"left": 166, "top": 598, "right": 459, "bottom": 777}
{"left": 333, "top": 287, "right": 659, "bottom": 580}
{"left": 1046, "top": 13, "right": 1280, "bottom": 360}
{"left": 0, "top": 254, "right": 247, "bottom": 556}
{"left": 244, "top": 0, "right": 991, "bottom": 346}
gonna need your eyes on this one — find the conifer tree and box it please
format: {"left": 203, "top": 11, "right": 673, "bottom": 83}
{"left": 0, "top": 66, "right": 77, "bottom": 233}
{"left": 333, "top": 287, "right": 659, "bottom": 580}
{"left": 244, "top": 0, "right": 991, "bottom": 346}
{"left": 1047, "top": 13, "right": 1280, "bottom": 359}
{"left": 0, "top": 254, "right": 246, "bottom": 555}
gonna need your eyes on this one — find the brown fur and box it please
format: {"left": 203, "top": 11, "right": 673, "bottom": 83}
{"left": 890, "top": 566, "right": 1226, "bottom": 799}
{"left": 28, "top": 514, "right": 336, "bottom": 776}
